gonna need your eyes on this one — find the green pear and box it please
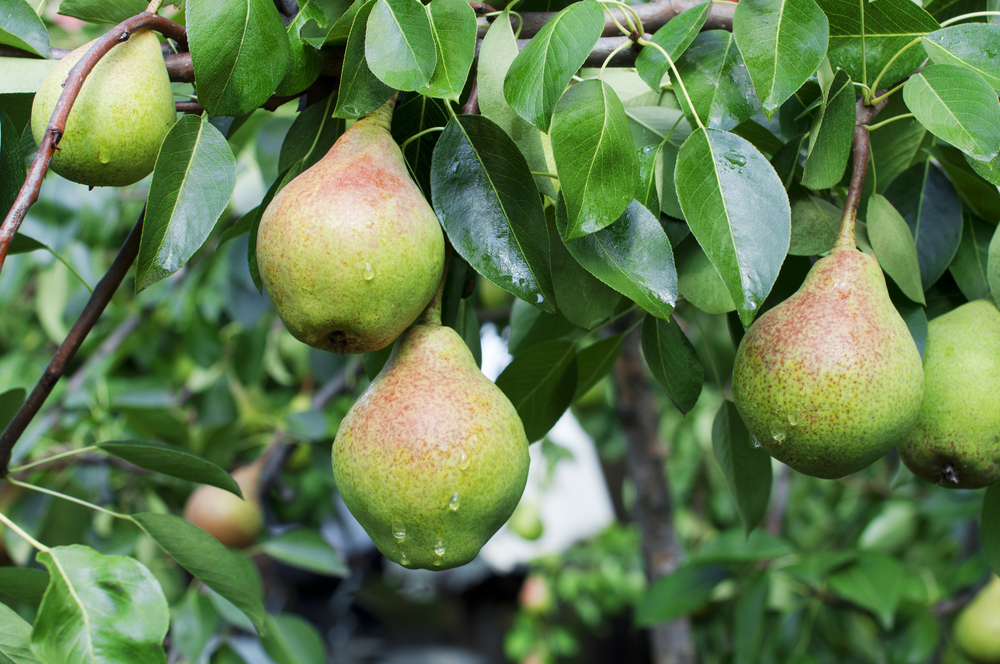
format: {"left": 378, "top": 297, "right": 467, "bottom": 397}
{"left": 732, "top": 246, "right": 924, "bottom": 479}
{"left": 256, "top": 98, "right": 445, "bottom": 354}
{"left": 954, "top": 575, "right": 1000, "bottom": 663}
{"left": 332, "top": 322, "right": 529, "bottom": 570}
{"left": 183, "top": 462, "right": 264, "bottom": 549}
{"left": 899, "top": 299, "right": 1000, "bottom": 488}
{"left": 31, "top": 29, "right": 176, "bottom": 187}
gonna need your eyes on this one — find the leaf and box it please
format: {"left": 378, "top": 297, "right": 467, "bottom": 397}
{"left": 430, "top": 114, "right": 556, "bottom": 312}
{"left": 32, "top": 545, "right": 169, "bottom": 664}
{"left": 674, "top": 31, "right": 760, "bottom": 131}
{"left": 816, "top": 0, "right": 939, "bottom": 89}
{"left": 0, "top": 566, "right": 47, "bottom": 603}
{"left": 932, "top": 144, "right": 1000, "bottom": 223}
{"left": 57, "top": 0, "right": 145, "bottom": 24}
{"left": 137, "top": 114, "right": 237, "bottom": 291}
{"left": 949, "top": 213, "right": 994, "bottom": 301}
{"left": 903, "top": 64, "right": 1000, "bottom": 162}
{"left": 635, "top": 2, "right": 711, "bottom": 91}
{"left": 502, "top": 0, "right": 605, "bottom": 132}
{"left": 262, "top": 614, "right": 327, "bottom": 664}
{"left": 789, "top": 196, "right": 840, "bottom": 255}
{"left": 733, "top": 0, "right": 829, "bottom": 113}
{"left": 97, "top": 441, "right": 241, "bottom": 496}
{"left": 675, "top": 236, "right": 736, "bottom": 314}
{"left": 712, "top": 400, "right": 773, "bottom": 534}
{"left": 641, "top": 315, "right": 703, "bottom": 414}
{"left": 0, "top": 601, "right": 40, "bottom": 664}
{"left": 634, "top": 564, "right": 727, "bottom": 625}
{"left": 675, "top": 127, "right": 791, "bottom": 326}
{"left": 278, "top": 94, "right": 343, "bottom": 174}
{"left": 495, "top": 340, "right": 577, "bottom": 442}
{"left": 365, "top": 0, "right": 436, "bottom": 91}
{"left": 170, "top": 589, "right": 219, "bottom": 662}
{"left": 274, "top": 1, "right": 326, "bottom": 96}
{"left": 733, "top": 573, "right": 770, "bottom": 664}
{"left": 187, "top": 0, "right": 292, "bottom": 118}
{"left": 0, "top": 107, "right": 26, "bottom": 217}
{"left": 635, "top": 145, "right": 661, "bottom": 218}
{"left": 132, "top": 513, "right": 266, "bottom": 634}
{"left": 867, "top": 94, "right": 928, "bottom": 194}
{"left": 690, "top": 529, "right": 795, "bottom": 565}
{"left": 801, "top": 69, "right": 855, "bottom": 190}
{"left": 866, "top": 194, "right": 926, "bottom": 304}
{"left": 257, "top": 529, "right": 349, "bottom": 576}
{"left": 551, "top": 80, "right": 638, "bottom": 239}
{"left": 990, "top": 221, "right": 1000, "bottom": 299}
{"left": 573, "top": 335, "right": 624, "bottom": 402}
{"left": 547, "top": 211, "right": 622, "bottom": 328}
{"left": 0, "top": 388, "right": 25, "bottom": 432}
{"left": 423, "top": 0, "right": 477, "bottom": 100}
{"left": 556, "top": 198, "right": 678, "bottom": 319}
{"left": 827, "top": 551, "right": 904, "bottom": 629}
{"left": 882, "top": 161, "right": 962, "bottom": 289}
{"left": 248, "top": 170, "right": 290, "bottom": 292}
{"left": 334, "top": 0, "right": 395, "bottom": 118}
{"left": 508, "top": 299, "right": 577, "bottom": 355}
{"left": 983, "top": 482, "right": 1000, "bottom": 574}
{"left": 923, "top": 24, "right": 1000, "bottom": 90}
{"left": 390, "top": 94, "right": 449, "bottom": 196}
{"left": 0, "top": 0, "right": 50, "bottom": 58}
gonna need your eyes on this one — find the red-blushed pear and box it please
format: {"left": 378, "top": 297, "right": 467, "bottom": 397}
{"left": 255, "top": 97, "right": 444, "bottom": 354}
{"left": 31, "top": 28, "right": 176, "bottom": 187}
{"left": 183, "top": 462, "right": 264, "bottom": 549}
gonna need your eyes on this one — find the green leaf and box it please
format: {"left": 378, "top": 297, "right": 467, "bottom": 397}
{"left": 816, "top": 0, "right": 939, "bottom": 89}
{"left": 904, "top": 64, "right": 1000, "bottom": 161}
{"left": 334, "top": 0, "right": 395, "bottom": 118}
{"left": 262, "top": 613, "right": 327, "bottom": 664}
{"left": 0, "top": 566, "right": 47, "bottom": 603}
{"left": 635, "top": 145, "right": 661, "bottom": 218}
{"left": 366, "top": 0, "right": 436, "bottom": 91}
{"left": 274, "top": 1, "right": 326, "bottom": 96}
{"left": 635, "top": 564, "right": 727, "bottom": 625}
{"left": 556, "top": 198, "right": 678, "bottom": 319}
{"left": 923, "top": 24, "right": 1000, "bottom": 90}
{"left": 257, "top": 529, "right": 349, "bottom": 577}
{"left": 635, "top": 2, "right": 711, "bottom": 91}
{"left": 132, "top": 513, "right": 266, "bottom": 634}
{"left": 278, "top": 94, "right": 343, "bottom": 174}
{"left": 675, "top": 31, "right": 760, "bottom": 131}
{"left": 733, "top": 0, "right": 829, "bottom": 113}
{"left": 248, "top": 169, "right": 290, "bottom": 292}
{"left": 675, "top": 127, "right": 791, "bottom": 326}
{"left": 547, "top": 211, "right": 622, "bottom": 328}
{"left": 187, "top": 0, "right": 292, "bottom": 117}
{"left": 990, "top": 221, "right": 1000, "bottom": 299}
{"left": 503, "top": 0, "right": 605, "bottom": 132}
{"left": 690, "top": 529, "right": 795, "bottom": 565}
{"left": 390, "top": 94, "right": 449, "bottom": 196}
{"left": 641, "top": 315, "right": 703, "bottom": 414}
{"left": 801, "top": 69, "right": 855, "bottom": 189}
{"left": 508, "top": 299, "right": 577, "bottom": 355}
{"left": 882, "top": 161, "right": 961, "bottom": 289}
{"left": 949, "top": 213, "right": 994, "bottom": 301}
{"left": 0, "top": 601, "right": 40, "bottom": 664}
{"left": 97, "top": 440, "right": 241, "bottom": 496}
{"left": 866, "top": 194, "right": 926, "bottom": 304}
{"left": 137, "top": 115, "right": 237, "bottom": 292}
{"left": 314, "top": 0, "right": 364, "bottom": 45}
{"left": 32, "top": 545, "right": 169, "bottom": 664}
{"left": 551, "top": 80, "right": 638, "bottom": 239}
{"left": 423, "top": 0, "right": 477, "bottom": 100}
{"left": 573, "top": 335, "right": 624, "bottom": 402}
{"left": 733, "top": 573, "right": 770, "bottom": 664}
{"left": 0, "top": 388, "right": 25, "bottom": 432}
{"left": 496, "top": 340, "right": 577, "bottom": 442}
{"left": 827, "top": 551, "right": 904, "bottom": 629}
{"left": 0, "top": 0, "right": 50, "bottom": 57}
{"left": 984, "top": 482, "right": 1000, "bottom": 574}
{"left": 712, "top": 400, "right": 772, "bottom": 534}
{"left": 56, "top": 0, "right": 145, "bottom": 24}
{"left": 0, "top": 107, "right": 26, "bottom": 217}
{"left": 675, "top": 236, "right": 736, "bottom": 314}
{"left": 170, "top": 589, "right": 220, "bottom": 662}
{"left": 789, "top": 196, "right": 840, "bottom": 255}
{"left": 867, "top": 93, "right": 928, "bottom": 194}
{"left": 430, "top": 114, "right": 556, "bottom": 312}
{"left": 932, "top": 144, "right": 1000, "bottom": 223}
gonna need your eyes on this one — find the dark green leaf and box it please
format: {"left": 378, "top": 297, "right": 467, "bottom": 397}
{"left": 390, "top": 94, "right": 449, "bottom": 197}
{"left": 635, "top": 2, "right": 711, "bottom": 91}
{"left": 802, "top": 69, "right": 855, "bottom": 189}
{"left": 984, "top": 482, "right": 1000, "bottom": 574}
{"left": 430, "top": 114, "right": 556, "bottom": 312}
{"left": 690, "top": 529, "right": 795, "bottom": 565}
{"left": 789, "top": 196, "right": 840, "bottom": 255}
{"left": 712, "top": 400, "right": 773, "bottom": 534}
{"left": 675, "top": 236, "right": 736, "bottom": 314}
{"left": 734, "top": 573, "right": 770, "bottom": 664}
{"left": 508, "top": 299, "right": 577, "bottom": 355}
{"left": 573, "top": 335, "right": 624, "bottom": 402}
{"left": 0, "top": 601, "right": 39, "bottom": 664}
{"left": 990, "top": 220, "right": 1000, "bottom": 298}
{"left": 641, "top": 315, "right": 703, "bottom": 413}
{"left": 896, "top": 301, "right": 927, "bottom": 358}
{"left": 424, "top": 0, "right": 477, "bottom": 100}
{"left": 170, "top": 589, "right": 220, "bottom": 662}
{"left": 635, "top": 144, "right": 661, "bottom": 218}
{"left": 0, "top": 0, "right": 50, "bottom": 57}
{"left": 0, "top": 107, "right": 25, "bottom": 217}
{"left": 334, "top": 0, "right": 395, "bottom": 119}
{"left": 866, "top": 194, "right": 926, "bottom": 304}
{"left": 827, "top": 551, "right": 904, "bottom": 629}
{"left": 635, "top": 564, "right": 727, "bottom": 625}
{"left": 784, "top": 551, "right": 856, "bottom": 587}
{"left": 262, "top": 613, "right": 327, "bottom": 664}
{"left": 278, "top": 95, "right": 343, "bottom": 174}
{"left": 674, "top": 31, "right": 760, "bottom": 130}
{"left": 867, "top": 93, "right": 928, "bottom": 194}
{"left": 275, "top": 1, "right": 326, "bottom": 96}
{"left": 57, "top": 0, "right": 145, "bottom": 24}
{"left": 365, "top": 0, "right": 436, "bottom": 90}
{"left": 0, "top": 388, "right": 25, "bottom": 432}
{"left": 932, "top": 144, "right": 1000, "bottom": 223}
{"left": 97, "top": 441, "right": 241, "bottom": 496}
{"left": 0, "top": 566, "right": 47, "bottom": 604}
{"left": 547, "top": 210, "right": 622, "bottom": 329}
{"left": 496, "top": 340, "right": 577, "bottom": 442}
{"left": 923, "top": 24, "right": 1000, "bottom": 90}
{"left": 257, "top": 529, "right": 349, "bottom": 577}
{"left": 731, "top": 119, "right": 785, "bottom": 158}
{"left": 949, "top": 213, "right": 994, "bottom": 301}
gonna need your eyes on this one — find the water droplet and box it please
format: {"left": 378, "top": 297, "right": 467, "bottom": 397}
{"left": 770, "top": 425, "right": 786, "bottom": 444}
{"left": 536, "top": 294, "right": 545, "bottom": 304}
{"left": 98, "top": 149, "right": 111, "bottom": 164}
{"left": 362, "top": 262, "right": 374, "bottom": 280}
{"left": 788, "top": 411, "right": 799, "bottom": 426}
{"left": 392, "top": 522, "right": 406, "bottom": 540}
{"left": 450, "top": 161, "right": 460, "bottom": 176}
{"left": 399, "top": 552, "right": 410, "bottom": 566}
{"left": 447, "top": 492, "right": 461, "bottom": 511}
{"left": 724, "top": 152, "right": 747, "bottom": 167}
{"left": 458, "top": 450, "right": 470, "bottom": 470}
{"left": 751, "top": 436, "right": 762, "bottom": 449}
{"left": 434, "top": 540, "right": 446, "bottom": 556}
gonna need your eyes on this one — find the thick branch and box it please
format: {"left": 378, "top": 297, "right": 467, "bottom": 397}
{"left": 0, "top": 208, "right": 145, "bottom": 477}
{"left": 515, "top": 0, "right": 733, "bottom": 38}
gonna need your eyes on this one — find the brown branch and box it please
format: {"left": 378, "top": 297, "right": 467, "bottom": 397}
{"left": 176, "top": 101, "right": 204, "bottom": 114}
{"left": 512, "top": 0, "right": 733, "bottom": 39}
{"left": 0, "top": 207, "right": 146, "bottom": 478}
{"left": 834, "top": 95, "right": 890, "bottom": 250}
{"left": 0, "top": 13, "right": 184, "bottom": 276}
{"left": 612, "top": 322, "right": 694, "bottom": 664}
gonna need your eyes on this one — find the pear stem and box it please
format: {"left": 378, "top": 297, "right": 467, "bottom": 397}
{"left": 833, "top": 96, "right": 889, "bottom": 252}
{"left": 366, "top": 94, "right": 398, "bottom": 132}
{"left": 419, "top": 243, "right": 452, "bottom": 327}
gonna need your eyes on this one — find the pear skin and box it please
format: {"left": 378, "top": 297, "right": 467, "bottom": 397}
{"left": 183, "top": 464, "right": 264, "bottom": 549}
{"left": 333, "top": 324, "right": 529, "bottom": 570}
{"left": 256, "top": 99, "right": 445, "bottom": 354}
{"left": 31, "top": 29, "right": 176, "bottom": 187}
{"left": 954, "top": 575, "right": 1000, "bottom": 664}
{"left": 899, "top": 299, "right": 1000, "bottom": 488}
{"left": 732, "top": 246, "right": 924, "bottom": 479}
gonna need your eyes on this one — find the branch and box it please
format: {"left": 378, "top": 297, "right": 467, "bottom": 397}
{"left": 0, "top": 13, "right": 185, "bottom": 276}
{"left": 514, "top": 0, "right": 733, "bottom": 38}
{"left": 0, "top": 207, "right": 146, "bottom": 478}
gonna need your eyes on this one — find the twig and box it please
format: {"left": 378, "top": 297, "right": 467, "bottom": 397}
{"left": 176, "top": 101, "right": 204, "bottom": 114}
{"left": 512, "top": 0, "right": 733, "bottom": 38}
{"left": 0, "top": 208, "right": 146, "bottom": 478}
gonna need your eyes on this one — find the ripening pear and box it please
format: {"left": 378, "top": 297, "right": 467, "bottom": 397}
{"left": 899, "top": 300, "right": 1000, "bottom": 488}
{"left": 256, "top": 98, "right": 445, "bottom": 354}
{"left": 333, "top": 320, "right": 529, "bottom": 570}
{"left": 954, "top": 575, "right": 1000, "bottom": 663}
{"left": 184, "top": 462, "right": 264, "bottom": 548}
{"left": 732, "top": 245, "right": 924, "bottom": 479}
{"left": 31, "top": 28, "right": 176, "bottom": 187}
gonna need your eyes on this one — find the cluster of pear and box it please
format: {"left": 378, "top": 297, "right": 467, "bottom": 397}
{"left": 256, "top": 98, "right": 529, "bottom": 570}
{"left": 732, "top": 238, "right": 1000, "bottom": 486}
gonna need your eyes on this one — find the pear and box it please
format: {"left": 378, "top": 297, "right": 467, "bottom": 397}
{"left": 332, "top": 322, "right": 529, "bottom": 570}
{"left": 256, "top": 98, "right": 445, "bottom": 354}
{"left": 31, "top": 28, "right": 176, "bottom": 187}
{"left": 899, "top": 300, "right": 1000, "bottom": 488}
{"left": 183, "top": 462, "right": 264, "bottom": 548}
{"left": 732, "top": 245, "right": 924, "bottom": 479}
{"left": 954, "top": 575, "right": 1000, "bottom": 663}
